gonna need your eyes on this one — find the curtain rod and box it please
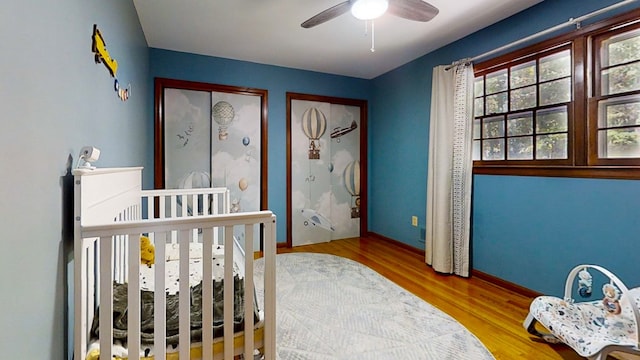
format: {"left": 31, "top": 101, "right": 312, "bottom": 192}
{"left": 447, "top": 0, "right": 639, "bottom": 69}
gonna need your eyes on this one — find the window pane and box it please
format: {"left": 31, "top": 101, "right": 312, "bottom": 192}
{"left": 510, "top": 85, "right": 537, "bottom": 111}
{"left": 483, "top": 139, "right": 504, "bottom": 160}
{"left": 486, "top": 69, "right": 508, "bottom": 94}
{"left": 540, "top": 78, "right": 571, "bottom": 106}
{"left": 601, "top": 62, "right": 640, "bottom": 95}
{"left": 540, "top": 50, "right": 571, "bottom": 82}
{"left": 598, "top": 128, "right": 640, "bottom": 158}
{"left": 603, "top": 29, "right": 640, "bottom": 67}
{"left": 537, "top": 106, "right": 568, "bottom": 134}
{"left": 473, "top": 140, "right": 481, "bottom": 160}
{"left": 510, "top": 61, "right": 536, "bottom": 88}
{"left": 473, "top": 118, "right": 481, "bottom": 139}
{"left": 507, "top": 112, "right": 533, "bottom": 136}
{"left": 474, "top": 97, "right": 484, "bottom": 117}
{"left": 483, "top": 116, "right": 504, "bottom": 138}
{"left": 474, "top": 77, "right": 484, "bottom": 97}
{"left": 599, "top": 95, "right": 640, "bottom": 128}
{"left": 486, "top": 92, "right": 507, "bottom": 114}
{"left": 536, "top": 133, "right": 568, "bottom": 159}
{"left": 508, "top": 136, "right": 533, "bottom": 159}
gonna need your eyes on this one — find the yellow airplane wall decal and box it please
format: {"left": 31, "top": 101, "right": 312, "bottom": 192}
{"left": 91, "top": 24, "right": 118, "bottom": 77}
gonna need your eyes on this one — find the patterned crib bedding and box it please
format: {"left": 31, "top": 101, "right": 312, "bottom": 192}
{"left": 87, "top": 243, "right": 260, "bottom": 358}
{"left": 529, "top": 287, "right": 640, "bottom": 357}
{"left": 140, "top": 243, "right": 241, "bottom": 294}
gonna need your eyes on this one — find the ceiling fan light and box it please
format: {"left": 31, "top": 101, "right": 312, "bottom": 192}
{"left": 351, "top": 0, "right": 389, "bottom": 20}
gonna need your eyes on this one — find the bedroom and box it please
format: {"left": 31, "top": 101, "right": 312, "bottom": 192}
{"left": 2, "top": 0, "right": 640, "bottom": 359}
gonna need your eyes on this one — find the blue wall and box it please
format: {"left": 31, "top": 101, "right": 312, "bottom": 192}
{"left": 0, "top": 1, "right": 149, "bottom": 358}
{"left": 370, "top": 0, "right": 640, "bottom": 296}
{"left": 149, "top": 49, "right": 371, "bottom": 242}
{"left": 473, "top": 175, "right": 640, "bottom": 294}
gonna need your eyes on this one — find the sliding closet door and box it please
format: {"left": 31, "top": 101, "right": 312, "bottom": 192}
{"left": 287, "top": 93, "right": 367, "bottom": 247}
{"left": 155, "top": 78, "right": 270, "bottom": 247}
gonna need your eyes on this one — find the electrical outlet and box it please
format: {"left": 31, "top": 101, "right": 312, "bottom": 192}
{"left": 411, "top": 216, "right": 418, "bottom": 227}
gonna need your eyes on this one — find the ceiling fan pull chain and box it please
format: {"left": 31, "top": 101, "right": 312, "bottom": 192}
{"left": 370, "top": 20, "right": 375, "bottom": 52}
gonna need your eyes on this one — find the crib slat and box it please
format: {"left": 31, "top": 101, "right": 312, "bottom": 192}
{"left": 263, "top": 217, "right": 277, "bottom": 360}
{"left": 202, "top": 227, "right": 214, "bottom": 360}
{"left": 92, "top": 241, "right": 98, "bottom": 324}
{"left": 212, "top": 195, "right": 219, "bottom": 245}
{"left": 74, "top": 240, "right": 88, "bottom": 360}
{"left": 203, "top": 194, "right": 210, "bottom": 216}
{"left": 181, "top": 195, "right": 188, "bottom": 217}
{"left": 113, "top": 236, "right": 120, "bottom": 283}
{"left": 223, "top": 225, "right": 234, "bottom": 359}
{"left": 154, "top": 232, "right": 167, "bottom": 359}
{"left": 212, "top": 194, "right": 218, "bottom": 216}
{"left": 127, "top": 232, "right": 141, "bottom": 359}
{"left": 244, "top": 224, "right": 255, "bottom": 358}
{"left": 159, "top": 195, "right": 166, "bottom": 218}
{"left": 179, "top": 229, "right": 190, "bottom": 360}
{"left": 170, "top": 195, "right": 177, "bottom": 218}
{"left": 99, "top": 236, "right": 113, "bottom": 360}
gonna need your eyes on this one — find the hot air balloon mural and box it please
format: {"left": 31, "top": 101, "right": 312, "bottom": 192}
{"left": 301, "top": 107, "right": 327, "bottom": 159}
{"left": 242, "top": 136, "right": 255, "bottom": 162}
{"left": 344, "top": 160, "right": 361, "bottom": 218}
{"left": 239, "top": 177, "right": 248, "bottom": 191}
{"left": 212, "top": 100, "right": 235, "bottom": 140}
{"left": 228, "top": 177, "right": 249, "bottom": 213}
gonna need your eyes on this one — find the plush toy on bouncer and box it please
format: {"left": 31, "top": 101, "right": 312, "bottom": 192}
{"left": 577, "top": 268, "right": 593, "bottom": 298}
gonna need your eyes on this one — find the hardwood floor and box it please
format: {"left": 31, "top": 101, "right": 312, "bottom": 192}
{"left": 267, "top": 236, "right": 635, "bottom": 360}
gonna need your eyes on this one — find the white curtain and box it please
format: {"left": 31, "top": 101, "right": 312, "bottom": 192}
{"left": 425, "top": 62, "right": 474, "bottom": 277}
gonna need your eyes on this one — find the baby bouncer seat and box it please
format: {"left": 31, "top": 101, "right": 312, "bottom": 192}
{"left": 523, "top": 265, "right": 640, "bottom": 360}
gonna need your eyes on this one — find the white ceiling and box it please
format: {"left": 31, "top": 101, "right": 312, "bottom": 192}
{"left": 133, "top": 0, "right": 543, "bottom": 79}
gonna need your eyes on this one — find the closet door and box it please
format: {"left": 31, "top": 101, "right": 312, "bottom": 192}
{"left": 287, "top": 93, "right": 367, "bottom": 247}
{"left": 154, "top": 78, "right": 270, "bottom": 248}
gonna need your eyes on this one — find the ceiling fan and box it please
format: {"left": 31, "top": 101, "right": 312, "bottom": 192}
{"left": 301, "top": 0, "right": 439, "bottom": 29}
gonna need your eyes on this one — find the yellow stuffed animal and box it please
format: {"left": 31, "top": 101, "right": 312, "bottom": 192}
{"left": 140, "top": 235, "right": 155, "bottom": 268}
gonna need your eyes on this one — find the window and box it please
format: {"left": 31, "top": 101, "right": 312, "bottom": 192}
{"left": 591, "top": 26, "right": 640, "bottom": 164}
{"left": 474, "top": 47, "right": 571, "bottom": 163}
{"left": 472, "top": 10, "right": 640, "bottom": 179}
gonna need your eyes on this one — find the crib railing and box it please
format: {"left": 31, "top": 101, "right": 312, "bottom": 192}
{"left": 76, "top": 212, "right": 276, "bottom": 360}
{"left": 140, "top": 187, "right": 231, "bottom": 220}
{"left": 107, "top": 188, "right": 231, "bottom": 285}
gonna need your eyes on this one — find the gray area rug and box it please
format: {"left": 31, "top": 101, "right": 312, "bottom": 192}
{"left": 254, "top": 253, "right": 495, "bottom": 360}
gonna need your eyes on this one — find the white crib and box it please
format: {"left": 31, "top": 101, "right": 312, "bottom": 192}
{"left": 73, "top": 167, "right": 276, "bottom": 360}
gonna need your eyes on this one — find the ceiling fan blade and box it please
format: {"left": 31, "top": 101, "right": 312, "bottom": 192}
{"left": 387, "top": 0, "right": 439, "bottom": 22}
{"left": 301, "top": 1, "right": 352, "bottom": 28}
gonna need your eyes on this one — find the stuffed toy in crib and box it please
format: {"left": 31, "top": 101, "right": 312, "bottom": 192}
{"left": 140, "top": 236, "right": 155, "bottom": 267}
